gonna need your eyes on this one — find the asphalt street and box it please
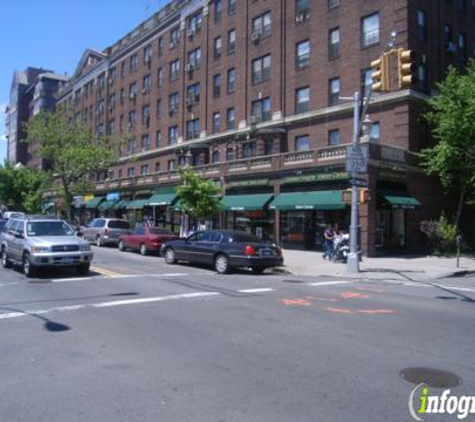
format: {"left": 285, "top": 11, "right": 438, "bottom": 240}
{"left": 0, "top": 246, "right": 474, "bottom": 422}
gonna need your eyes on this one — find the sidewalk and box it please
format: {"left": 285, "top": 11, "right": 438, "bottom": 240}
{"left": 278, "top": 249, "right": 475, "bottom": 281}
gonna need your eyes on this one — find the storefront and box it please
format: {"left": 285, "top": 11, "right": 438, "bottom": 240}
{"left": 85, "top": 196, "right": 104, "bottom": 221}
{"left": 147, "top": 187, "right": 180, "bottom": 233}
{"left": 270, "top": 190, "right": 349, "bottom": 250}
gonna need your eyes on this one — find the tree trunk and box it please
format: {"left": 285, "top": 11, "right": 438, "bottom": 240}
{"left": 454, "top": 189, "right": 465, "bottom": 230}
{"left": 62, "top": 178, "right": 73, "bottom": 222}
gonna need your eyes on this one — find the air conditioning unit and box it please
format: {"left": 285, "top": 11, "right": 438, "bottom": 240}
{"left": 130, "top": 93, "right": 136, "bottom": 102}
{"left": 251, "top": 31, "right": 261, "bottom": 44}
{"left": 186, "top": 98, "right": 193, "bottom": 108}
{"left": 185, "top": 63, "right": 194, "bottom": 73}
{"left": 295, "top": 13, "right": 304, "bottom": 23}
{"left": 142, "top": 88, "right": 147, "bottom": 95}
{"left": 188, "top": 28, "right": 196, "bottom": 39}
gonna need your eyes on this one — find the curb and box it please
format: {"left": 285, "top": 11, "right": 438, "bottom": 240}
{"left": 435, "top": 270, "right": 475, "bottom": 279}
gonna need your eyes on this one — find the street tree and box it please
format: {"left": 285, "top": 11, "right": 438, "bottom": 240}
{"left": 175, "top": 167, "right": 222, "bottom": 231}
{"left": 0, "top": 162, "right": 49, "bottom": 214}
{"left": 421, "top": 60, "right": 475, "bottom": 229}
{"left": 26, "top": 107, "right": 120, "bottom": 220}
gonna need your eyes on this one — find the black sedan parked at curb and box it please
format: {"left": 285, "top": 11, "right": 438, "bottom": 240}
{"left": 160, "top": 230, "right": 283, "bottom": 274}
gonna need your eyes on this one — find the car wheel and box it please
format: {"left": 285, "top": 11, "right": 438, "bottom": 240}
{"left": 251, "top": 267, "right": 266, "bottom": 274}
{"left": 96, "top": 236, "right": 103, "bottom": 247}
{"left": 215, "top": 254, "right": 230, "bottom": 274}
{"left": 139, "top": 244, "right": 148, "bottom": 256}
{"left": 23, "top": 253, "right": 37, "bottom": 278}
{"left": 77, "top": 263, "right": 90, "bottom": 275}
{"left": 118, "top": 240, "right": 125, "bottom": 252}
{"left": 1, "top": 247, "right": 12, "bottom": 269}
{"left": 164, "top": 247, "right": 176, "bottom": 264}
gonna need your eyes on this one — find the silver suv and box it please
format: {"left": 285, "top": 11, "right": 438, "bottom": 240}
{"left": 83, "top": 218, "right": 131, "bottom": 246}
{"left": 0, "top": 216, "right": 93, "bottom": 277}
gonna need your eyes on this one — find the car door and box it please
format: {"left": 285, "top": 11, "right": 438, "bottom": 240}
{"left": 4, "top": 220, "right": 19, "bottom": 260}
{"left": 179, "top": 232, "right": 205, "bottom": 262}
{"left": 197, "top": 232, "right": 223, "bottom": 265}
{"left": 83, "top": 220, "right": 97, "bottom": 241}
{"left": 130, "top": 227, "right": 144, "bottom": 250}
{"left": 11, "top": 220, "right": 25, "bottom": 261}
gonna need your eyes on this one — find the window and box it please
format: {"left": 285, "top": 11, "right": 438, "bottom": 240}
{"left": 141, "top": 134, "right": 150, "bottom": 151}
{"left": 157, "top": 68, "right": 163, "bottom": 88}
{"left": 186, "top": 118, "right": 200, "bottom": 140}
{"left": 251, "top": 97, "right": 271, "bottom": 123}
{"left": 459, "top": 32, "right": 467, "bottom": 61}
{"left": 98, "top": 73, "right": 106, "bottom": 90}
{"left": 296, "top": 0, "right": 309, "bottom": 18}
{"left": 295, "top": 87, "right": 310, "bottom": 114}
{"left": 155, "top": 162, "right": 161, "bottom": 173}
{"left": 227, "top": 108, "right": 235, "bottom": 130}
{"left": 109, "top": 93, "right": 116, "bottom": 111}
{"left": 120, "top": 115, "right": 124, "bottom": 132}
{"left": 188, "top": 11, "right": 202, "bottom": 34}
{"left": 170, "top": 59, "right": 180, "bottom": 82}
{"left": 227, "top": 68, "right": 236, "bottom": 93}
{"left": 120, "top": 61, "right": 126, "bottom": 78}
{"left": 129, "top": 83, "right": 137, "bottom": 103}
{"left": 128, "top": 110, "right": 136, "bottom": 129}
{"left": 142, "top": 104, "right": 150, "bottom": 126}
{"left": 228, "top": 29, "right": 236, "bottom": 54}
{"left": 119, "top": 169, "right": 123, "bottom": 178}
{"left": 169, "top": 92, "right": 179, "bottom": 114}
{"left": 178, "top": 155, "right": 187, "bottom": 167}
{"left": 108, "top": 119, "right": 115, "bottom": 135}
{"left": 444, "top": 24, "right": 453, "bottom": 45}
{"left": 228, "top": 0, "right": 236, "bottom": 16}
{"left": 328, "top": 129, "right": 340, "bottom": 146}
{"left": 252, "top": 11, "right": 271, "bottom": 39}
{"left": 168, "top": 126, "right": 178, "bottom": 145}
{"left": 214, "top": 0, "right": 222, "bottom": 22}
{"left": 186, "top": 83, "right": 200, "bottom": 105}
{"left": 167, "top": 159, "right": 176, "bottom": 171}
{"left": 329, "top": 28, "right": 340, "bottom": 59}
{"left": 243, "top": 141, "right": 257, "bottom": 158}
{"left": 128, "top": 138, "right": 136, "bottom": 154}
{"left": 362, "top": 13, "right": 380, "bottom": 47}
{"left": 143, "top": 74, "right": 152, "bottom": 94}
{"left": 265, "top": 139, "right": 274, "bottom": 155}
{"left": 192, "top": 153, "right": 201, "bottom": 166}
{"left": 109, "top": 67, "right": 117, "bottom": 85}
{"left": 361, "top": 68, "right": 373, "bottom": 97}
{"left": 140, "top": 165, "right": 149, "bottom": 176}
{"left": 156, "top": 99, "right": 162, "bottom": 120}
{"left": 329, "top": 77, "right": 340, "bottom": 106}
{"left": 213, "top": 112, "right": 221, "bottom": 133}
{"left": 156, "top": 130, "right": 162, "bottom": 147}
{"left": 295, "top": 135, "right": 310, "bottom": 151}
{"left": 127, "top": 167, "right": 135, "bottom": 177}
{"left": 417, "top": 10, "right": 427, "bottom": 42}
{"left": 329, "top": 0, "right": 339, "bottom": 10}
{"left": 170, "top": 27, "right": 181, "bottom": 49}
{"left": 188, "top": 48, "right": 201, "bottom": 70}
{"left": 417, "top": 63, "right": 427, "bottom": 91}
{"left": 456, "top": 0, "right": 466, "bottom": 12}
{"left": 130, "top": 54, "right": 139, "bottom": 72}
{"left": 214, "top": 37, "right": 222, "bottom": 58}
{"left": 213, "top": 74, "right": 222, "bottom": 97}
{"left": 226, "top": 148, "right": 235, "bottom": 161}
{"left": 211, "top": 150, "right": 220, "bottom": 163}
{"left": 120, "top": 88, "right": 125, "bottom": 105}
{"left": 144, "top": 45, "right": 153, "bottom": 64}
{"left": 370, "top": 122, "right": 380, "bottom": 143}
{"left": 296, "top": 40, "right": 310, "bottom": 69}
{"left": 252, "top": 54, "right": 271, "bottom": 84}
{"left": 158, "top": 37, "right": 163, "bottom": 57}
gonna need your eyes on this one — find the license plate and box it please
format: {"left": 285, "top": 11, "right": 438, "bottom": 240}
{"left": 62, "top": 257, "right": 74, "bottom": 263}
{"left": 261, "top": 250, "right": 273, "bottom": 257}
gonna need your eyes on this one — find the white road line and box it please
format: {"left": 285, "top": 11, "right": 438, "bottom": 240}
{"left": 0, "top": 282, "right": 20, "bottom": 287}
{"left": 238, "top": 288, "right": 275, "bottom": 293}
{"left": 306, "top": 281, "right": 352, "bottom": 287}
{"left": 51, "top": 277, "right": 93, "bottom": 283}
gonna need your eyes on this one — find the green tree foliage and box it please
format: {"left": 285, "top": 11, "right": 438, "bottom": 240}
{"left": 175, "top": 167, "right": 222, "bottom": 220}
{"left": 0, "top": 162, "right": 49, "bottom": 214}
{"left": 421, "top": 60, "right": 475, "bottom": 228}
{"left": 420, "top": 214, "right": 458, "bottom": 255}
{"left": 26, "top": 107, "right": 120, "bottom": 219}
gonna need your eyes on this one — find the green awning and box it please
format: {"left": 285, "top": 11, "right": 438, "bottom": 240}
{"left": 112, "top": 200, "right": 128, "bottom": 210}
{"left": 98, "top": 200, "right": 118, "bottom": 211}
{"left": 126, "top": 199, "right": 149, "bottom": 210}
{"left": 222, "top": 194, "right": 273, "bottom": 211}
{"left": 86, "top": 197, "right": 104, "bottom": 209}
{"left": 383, "top": 194, "right": 421, "bottom": 210}
{"left": 269, "top": 191, "right": 346, "bottom": 211}
{"left": 147, "top": 193, "right": 177, "bottom": 206}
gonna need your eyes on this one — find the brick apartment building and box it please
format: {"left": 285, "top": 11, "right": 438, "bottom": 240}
{"left": 48, "top": 0, "right": 475, "bottom": 254}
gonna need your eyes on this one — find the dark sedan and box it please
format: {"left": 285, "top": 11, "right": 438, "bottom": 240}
{"left": 160, "top": 230, "right": 283, "bottom": 274}
{"left": 118, "top": 226, "right": 179, "bottom": 255}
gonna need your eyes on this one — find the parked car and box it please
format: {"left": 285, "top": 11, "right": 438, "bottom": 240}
{"left": 160, "top": 230, "right": 283, "bottom": 274}
{"left": 118, "top": 226, "right": 179, "bottom": 255}
{"left": 0, "top": 215, "right": 93, "bottom": 277}
{"left": 83, "top": 218, "right": 131, "bottom": 246}
{"left": 3, "top": 211, "right": 25, "bottom": 221}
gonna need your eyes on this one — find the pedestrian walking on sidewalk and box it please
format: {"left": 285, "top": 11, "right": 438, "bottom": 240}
{"left": 322, "top": 224, "right": 335, "bottom": 261}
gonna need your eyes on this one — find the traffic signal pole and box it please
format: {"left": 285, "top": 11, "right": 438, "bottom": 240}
{"left": 347, "top": 92, "right": 361, "bottom": 273}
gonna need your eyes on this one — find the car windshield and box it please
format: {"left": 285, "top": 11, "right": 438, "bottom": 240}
{"left": 27, "top": 221, "right": 75, "bottom": 237}
{"left": 228, "top": 232, "right": 261, "bottom": 243}
{"left": 149, "top": 228, "right": 173, "bottom": 235}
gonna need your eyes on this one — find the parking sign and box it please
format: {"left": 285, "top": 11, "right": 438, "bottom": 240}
{"left": 346, "top": 144, "right": 368, "bottom": 173}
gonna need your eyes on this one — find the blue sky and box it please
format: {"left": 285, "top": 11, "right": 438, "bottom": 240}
{"left": 0, "top": 0, "right": 167, "bottom": 163}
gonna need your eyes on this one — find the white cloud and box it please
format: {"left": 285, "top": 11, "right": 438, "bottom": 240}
{"left": 0, "top": 104, "right": 6, "bottom": 115}
{"left": 0, "top": 134, "right": 6, "bottom": 142}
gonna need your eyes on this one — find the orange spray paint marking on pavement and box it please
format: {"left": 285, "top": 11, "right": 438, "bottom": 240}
{"left": 340, "top": 291, "right": 370, "bottom": 299}
{"left": 356, "top": 309, "right": 396, "bottom": 315}
{"left": 280, "top": 299, "right": 312, "bottom": 307}
{"left": 305, "top": 296, "right": 340, "bottom": 303}
{"left": 326, "top": 307, "right": 355, "bottom": 314}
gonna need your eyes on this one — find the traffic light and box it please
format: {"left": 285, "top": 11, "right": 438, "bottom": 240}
{"left": 371, "top": 53, "right": 390, "bottom": 92}
{"left": 359, "top": 188, "right": 371, "bottom": 204}
{"left": 397, "top": 48, "right": 415, "bottom": 89}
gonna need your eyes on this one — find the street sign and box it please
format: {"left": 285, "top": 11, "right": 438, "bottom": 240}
{"left": 346, "top": 144, "right": 369, "bottom": 173}
{"left": 349, "top": 177, "right": 368, "bottom": 187}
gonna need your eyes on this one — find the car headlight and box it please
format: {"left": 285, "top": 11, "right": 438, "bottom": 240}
{"left": 80, "top": 244, "right": 91, "bottom": 251}
{"left": 31, "top": 246, "right": 51, "bottom": 253}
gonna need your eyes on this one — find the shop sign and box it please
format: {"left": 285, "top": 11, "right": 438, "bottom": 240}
{"left": 283, "top": 172, "right": 349, "bottom": 184}
{"left": 227, "top": 179, "right": 269, "bottom": 188}
{"left": 295, "top": 205, "right": 314, "bottom": 210}
{"left": 378, "top": 169, "right": 406, "bottom": 182}
{"left": 106, "top": 192, "right": 120, "bottom": 201}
